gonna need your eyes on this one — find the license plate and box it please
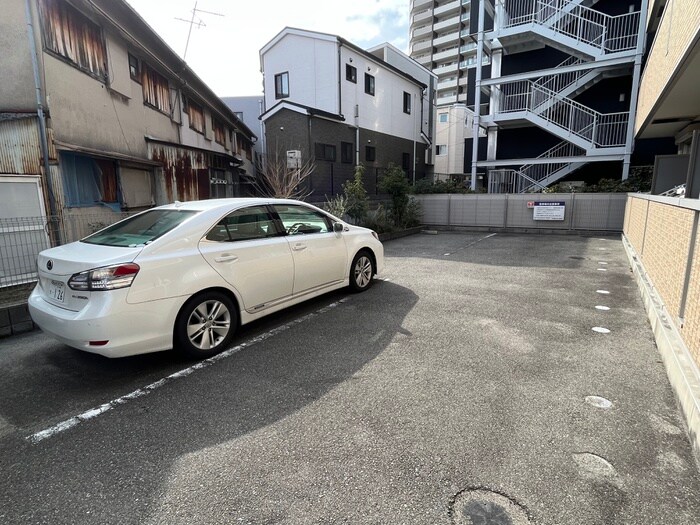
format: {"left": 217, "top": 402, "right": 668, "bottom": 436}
{"left": 48, "top": 280, "right": 65, "bottom": 303}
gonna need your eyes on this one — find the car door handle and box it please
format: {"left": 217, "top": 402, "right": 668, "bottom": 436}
{"left": 214, "top": 254, "right": 239, "bottom": 263}
{"left": 292, "top": 243, "right": 307, "bottom": 252}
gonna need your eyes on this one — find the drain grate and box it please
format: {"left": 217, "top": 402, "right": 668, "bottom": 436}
{"left": 450, "top": 489, "right": 532, "bottom": 525}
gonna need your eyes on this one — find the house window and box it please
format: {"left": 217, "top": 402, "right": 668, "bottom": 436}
{"left": 365, "top": 146, "right": 376, "bottom": 162}
{"left": 346, "top": 64, "right": 357, "bottom": 83}
{"left": 402, "top": 153, "right": 411, "bottom": 171}
{"left": 364, "top": 73, "right": 375, "bottom": 96}
{"left": 128, "top": 54, "right": 140, "bottom": 81}
{"left": 439, "top": 113, "right": 448, "bottom": 123}
{"left": 38, "top": 0, "right": 107, "bottom": 80}
{"left": 436, "top": 145, "right": 447, "bottom": 155}
{"left": 341, "top": 142, "right": 354, "bottom": 164}
{"left": 275, "top": 72, "right": 289, "bottom": 99}
{"left": 142, "top": 63, "right": 171, "bottom": 114}
{"left": 185, "top": 97, "right": 205, "bottom": 133}
{"left": 60, "top": 152, "right": 119, "bottom": 207}
{"left": 213, "top": 119, "right": 226, "bottom": 146}
{"left": 403, "top": 92, "right": 411, "bottom": 114}
{"left": 315, "top": 143, "right": 336, "bottom": 162}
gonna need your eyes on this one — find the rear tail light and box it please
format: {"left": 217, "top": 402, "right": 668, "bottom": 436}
{"left": 68, "top": 263, "right": 140, "bottom": 291}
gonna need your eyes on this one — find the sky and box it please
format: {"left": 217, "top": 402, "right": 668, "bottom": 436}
{"left": 125, "top": 0, "right": 411, "bottom": 98}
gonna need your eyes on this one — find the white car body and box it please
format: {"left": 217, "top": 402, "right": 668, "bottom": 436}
{"left": 28, "top": 198, "right": 384, "bottom": 358}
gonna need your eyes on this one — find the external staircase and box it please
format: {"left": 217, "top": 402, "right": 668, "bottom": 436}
{"left": 482, "top": 0, "right": 641, "bottom": 193}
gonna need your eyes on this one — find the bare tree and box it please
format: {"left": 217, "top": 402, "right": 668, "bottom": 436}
{"left": 248, "top": 149, "right": 315, "bottom": 199}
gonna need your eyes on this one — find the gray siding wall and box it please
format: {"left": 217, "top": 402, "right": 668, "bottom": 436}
{"left": 417, "top": 193, "right": 627, "bottom": 231}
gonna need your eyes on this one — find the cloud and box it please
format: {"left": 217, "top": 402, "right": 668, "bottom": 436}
{"left": 125, "top": 0, "right": 411, "bottom": 97}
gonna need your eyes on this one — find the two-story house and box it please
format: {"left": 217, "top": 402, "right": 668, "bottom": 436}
{"left": 0, "top": 0, "right": 257, "bottom": 286}
{"left": 259, "top": 28, "right": 434, "bottom": 198}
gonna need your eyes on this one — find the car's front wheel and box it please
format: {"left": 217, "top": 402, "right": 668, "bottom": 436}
{"left": 175, "top": 291, "right": 238, "bottom": 359}
{"left": 349, "top": 250, "right": 375, "bottom": 292}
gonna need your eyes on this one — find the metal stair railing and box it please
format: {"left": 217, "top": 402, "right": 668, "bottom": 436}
{"left": 488, "top": 168, "right": 548, "bottom": 194}
{"left": 519, "top": 141, "right": 585, "bottom": 189}
{"left": 498, "top": 0, "right": 640, "bottom": 54}
{"left": 495, "top": 80, "right": 628, "bottom": 148}
{"left": 534, "top": 56, "right": 589, "bottom": 94}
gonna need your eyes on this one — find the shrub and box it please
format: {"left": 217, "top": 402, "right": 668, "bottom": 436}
{"left": 343, "top": 164, "right": 369, "bottom": 223}
{"left": 362, "top": 204, "right": 394, "bottom": 234}
{"left": 403, "top": 197, "right": 422, "bottom": 228}
{"left": 324, "top": 193, "right": 348, "bottom": 219}
{"left": 379, "top": 163, "right": 412, "bottom": 226}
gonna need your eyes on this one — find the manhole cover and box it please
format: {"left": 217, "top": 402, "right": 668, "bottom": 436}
{"left": 450, "top": 489, "right": 532, "bottom": 525}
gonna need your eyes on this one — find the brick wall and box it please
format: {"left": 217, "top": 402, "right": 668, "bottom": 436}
{"left": 642, "top": 202, "right": 694, "bottom": 319}
{"left": 625, "top": 196, "right": 649, "bottom": 254}
{"left": 625, "top": 194, "right": 700, "bottom": 368}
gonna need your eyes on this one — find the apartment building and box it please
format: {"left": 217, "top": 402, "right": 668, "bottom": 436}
{"left": 0, "top": 0, "right": 256, "bottom": 230}
{"left": 635, "top": 0, "right": 700, "bottom": 196}
{"left": 222, "top": 96, "right": 265, "bottom": 167}
{"left": 410, "top": 0, "right": 486, "bottom": 180}
{"left": 259, "top": 28, "right": 433, "bottom": 197}
{"left": 411, "top": 0, "right": 647, "bottom": 193}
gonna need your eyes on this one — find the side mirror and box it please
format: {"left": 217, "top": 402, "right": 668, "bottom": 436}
{"left": 333, "top": 222, "right": 344, "bottom": 233}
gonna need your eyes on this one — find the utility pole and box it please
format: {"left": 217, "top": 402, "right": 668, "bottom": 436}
{"left": 175, "top": 2, "right": 224, "bottom": 60}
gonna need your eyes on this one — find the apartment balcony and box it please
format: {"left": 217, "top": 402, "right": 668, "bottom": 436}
{"left": 434, "top": 14, "right": 460, "bottom": 32}
{"left": 433, "top": 46, "right": 459, "bottom": 61}
{"left": 411, "top": 9, "right": 433, "bottom": 27}
{"left": 434, "top": 62, "right": 459, "bottom": 75}
{"left": 411, "top": 39, "right": 432, "bottom": 53}
{"left": 412, "top": 0, "right": 433, "bottom": 10}
{"left": 437, "top": 77, "right": 458, "bottom": 90}
{"left": 414, "top": 53, "right": 433, "bottom": 66}
{"left": 460, "top": 42, "right": 476, "bottom": 54}
{"left": 434, "top": 30, "right": 460, "bottom": 46}
{"left": 434, "top": 0, "right": 461, "bottom": 18}
{"left": 412, "top": 24, "right": 433, "bottom": 39}
{"left": 437, "top": 94, "right": 458, "bottom": 105}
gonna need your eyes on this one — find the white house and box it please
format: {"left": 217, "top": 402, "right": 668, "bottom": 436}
{"left": 259, "top": 27, "right": 434, "bottom": 197}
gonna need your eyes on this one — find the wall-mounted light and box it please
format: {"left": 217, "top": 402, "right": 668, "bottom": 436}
{"left": 367, "top": 67, "right": 371, "bottom": 71}
{"left": 349, "top": 58, "right": 353, "bottom": 63}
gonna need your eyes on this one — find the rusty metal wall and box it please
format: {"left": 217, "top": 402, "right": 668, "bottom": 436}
{"left": 0, "top": 117, "right": 42, "bottom": 175}
{"left": 149, "top": 143, "right": 210, "bottom": 203}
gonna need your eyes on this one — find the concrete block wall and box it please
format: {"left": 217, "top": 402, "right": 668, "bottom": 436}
{"left": 0, "top": 303, "right": 35, "bottom": 337}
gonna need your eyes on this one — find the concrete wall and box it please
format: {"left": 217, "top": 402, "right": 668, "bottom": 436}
{"left": 0, "top": 0, "right": 38, "bottom": 112}
{"left": 417, "top": 193, "right": 627, "bottom": 231}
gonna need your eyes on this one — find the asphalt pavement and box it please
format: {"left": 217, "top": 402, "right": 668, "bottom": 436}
{"left": 1, "top": 232, "right": 699, "bottom": 524}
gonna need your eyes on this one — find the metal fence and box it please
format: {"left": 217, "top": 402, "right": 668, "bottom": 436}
{"left": 415, "top": 193, "right": 627, "bottom": 231}
{"left": 0, "top": 213, "right": 131, "bottom": 291}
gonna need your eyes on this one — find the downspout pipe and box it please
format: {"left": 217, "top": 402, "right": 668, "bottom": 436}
{"left": 470, "top": 0, "right": 486, "bottom": 191}
{"left": 24, "top": 0, "right": 59, "bottom": 224}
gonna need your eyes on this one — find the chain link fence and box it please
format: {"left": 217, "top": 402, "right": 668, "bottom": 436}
{"left": 0, "top": 213, "right": 131, "bottom": 306}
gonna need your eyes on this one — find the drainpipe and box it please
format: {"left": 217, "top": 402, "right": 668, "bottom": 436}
{"left": 470, "top": 0, "right": 486, "bottom": 191}
{"left": 24, "top": 0, "right": 59, "bottom": 226}
{"left": 355, "top": 104, "right": 360, "bottom": 166}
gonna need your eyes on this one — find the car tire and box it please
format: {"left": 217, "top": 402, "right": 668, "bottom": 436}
{"left": 175, "top": 291, "right": 238, "bottom": 359}
{"left": 349, "top": 250, "right": 375, "bottom": 293}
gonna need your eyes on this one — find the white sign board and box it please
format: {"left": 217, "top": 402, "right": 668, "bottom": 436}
{"left": 286, "top": 150, "right": 301, "bottom": 169}
{"left": 532, "top": 201, "right": 566, "bottom": 221}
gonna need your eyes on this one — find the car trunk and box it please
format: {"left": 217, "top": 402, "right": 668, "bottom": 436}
{"left": 36, "top": 242, "right": 143, "bottom": 312}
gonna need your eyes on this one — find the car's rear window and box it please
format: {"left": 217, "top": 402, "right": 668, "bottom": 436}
{"left": 82, "top": 210, "right": 198, "bottom": 247}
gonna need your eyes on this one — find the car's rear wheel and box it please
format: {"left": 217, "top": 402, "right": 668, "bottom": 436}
{"left": 175, "top": 291, "right": 238, "bottom": 359}
{"left": 349, "top": 250, "right": 375, "bottom": 292}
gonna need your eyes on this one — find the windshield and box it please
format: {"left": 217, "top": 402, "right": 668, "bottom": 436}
{"left": 82, "top": 210, "right": 198, "bottom": 247}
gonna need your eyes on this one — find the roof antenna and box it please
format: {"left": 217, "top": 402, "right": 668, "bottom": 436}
{"left": 175, "top": 1, "right": 224, "bottom": 61}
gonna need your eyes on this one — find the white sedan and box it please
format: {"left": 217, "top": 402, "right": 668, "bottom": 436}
{"left": 29, "top": 198, "right": 384, "bottom": 358}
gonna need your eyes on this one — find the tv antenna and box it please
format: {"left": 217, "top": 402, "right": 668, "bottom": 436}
{"left": 175, "top": 1, "right": 224, "bottom": 60}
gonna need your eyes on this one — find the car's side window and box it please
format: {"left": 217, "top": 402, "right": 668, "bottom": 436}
{"left": 272, "top": 205, "right": 332, "bottom": 236}
{"left": 205, "top": 206, "right": 279, "bottom": 242}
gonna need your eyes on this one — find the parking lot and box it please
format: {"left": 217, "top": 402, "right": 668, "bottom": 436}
{"left": 1, "top": 232, "right": 699, "bottom": 524}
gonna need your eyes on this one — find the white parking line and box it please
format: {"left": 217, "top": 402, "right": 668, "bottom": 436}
{"left": 443, "top": 233, "right": 497, "bottom": 258}
{"left": 27, "top": 298, "right": 349, "bottom": 444}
